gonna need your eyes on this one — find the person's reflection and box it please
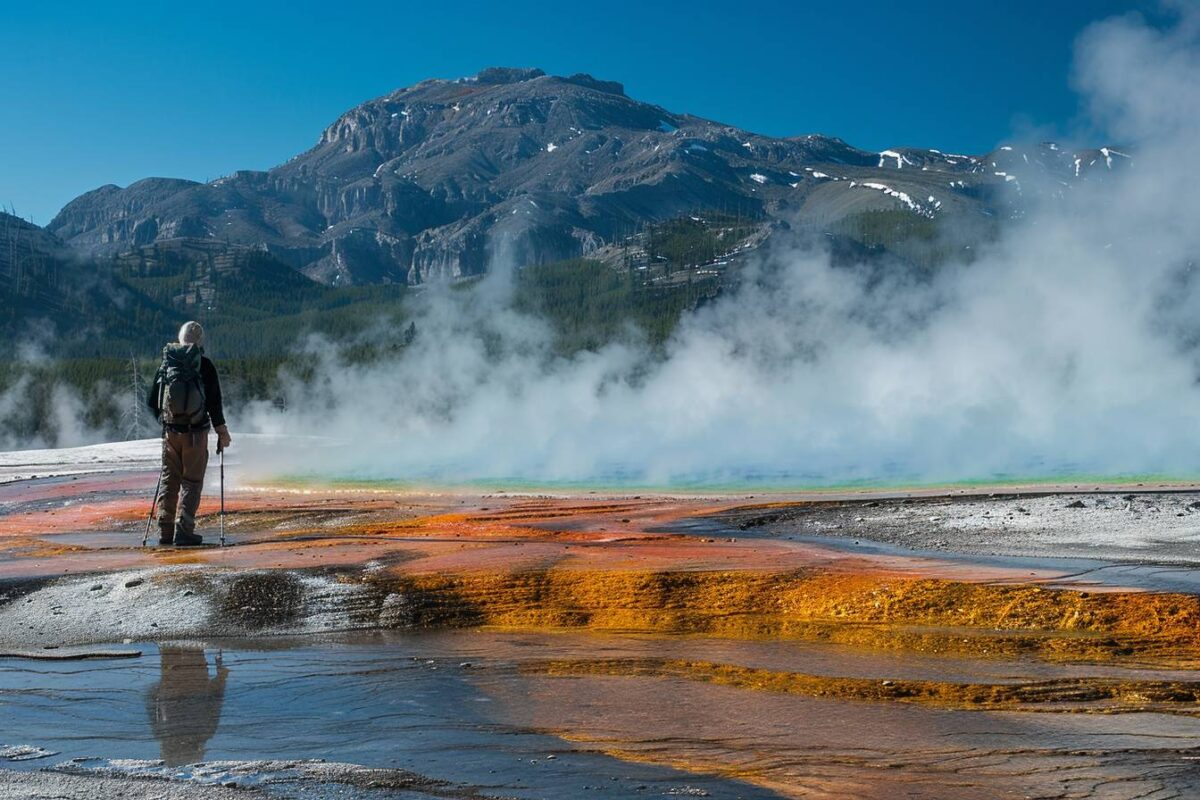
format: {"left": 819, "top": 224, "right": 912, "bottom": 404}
{"left": 146, "top": 646, "right": 229, "bottom": 766}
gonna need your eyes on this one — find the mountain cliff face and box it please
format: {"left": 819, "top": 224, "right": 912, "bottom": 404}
{"left": 47, "top": 67, "right": 1128, "bottom": 286}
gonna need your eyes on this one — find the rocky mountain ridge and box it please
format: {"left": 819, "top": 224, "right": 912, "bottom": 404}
{"left": 47, "top": 67, "right": 1128, "bottom": 287}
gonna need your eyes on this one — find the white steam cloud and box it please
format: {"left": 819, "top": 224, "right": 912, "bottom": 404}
{"left": 245, "top": 8, "right": 1200, "bottom": 485}
{"left": 0, "top": 337, "right": 127, "bottom": 451}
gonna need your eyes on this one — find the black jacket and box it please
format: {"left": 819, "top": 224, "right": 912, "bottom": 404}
{"left": 147, "top": 355, "right": 226, "bottom": 431}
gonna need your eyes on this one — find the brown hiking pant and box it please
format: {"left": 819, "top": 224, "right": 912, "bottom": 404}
{"left": 159, "top": 430, "right": 210, "bottom": 535}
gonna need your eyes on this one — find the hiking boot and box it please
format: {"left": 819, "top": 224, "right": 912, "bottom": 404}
{"left": 173, "top": 528, "right": 203, "bottom": 547}
{"left": 158, "top": 522, "right": 175, "bottom": 546}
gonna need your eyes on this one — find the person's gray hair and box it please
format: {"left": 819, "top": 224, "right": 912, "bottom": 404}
{"left": 178, "top": 321, "right": 205, "bottom": 346}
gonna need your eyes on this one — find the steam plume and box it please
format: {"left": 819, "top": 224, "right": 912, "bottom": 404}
{"left": 242, "top": 8, "right": 1200, "bottom": 487}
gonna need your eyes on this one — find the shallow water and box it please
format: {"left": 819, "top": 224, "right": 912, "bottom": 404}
{"left": 5, "top": 631, "right": 1200, "bottom": 799}
{"left": 0, "top": 632, "right": 785, "bottom": 798}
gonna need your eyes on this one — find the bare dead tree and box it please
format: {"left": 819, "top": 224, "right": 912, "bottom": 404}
{"left": 120, "top": 353, "right": 150, "bottom": 440}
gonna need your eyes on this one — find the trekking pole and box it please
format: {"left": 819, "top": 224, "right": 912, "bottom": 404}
{"left": 219, "top": 445, "right": 226, "bottom": 547}
{"left": 142, "top": 424, "right": 166, "bottom": 547}
{"left": 142, "top": 470, "right": 163, "bottom": 548}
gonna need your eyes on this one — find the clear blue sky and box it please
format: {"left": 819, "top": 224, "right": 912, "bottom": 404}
{"left": 0, "top": 0, "right": 1153, "bottom": 225}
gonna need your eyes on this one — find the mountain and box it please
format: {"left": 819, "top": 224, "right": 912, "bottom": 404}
{"left": 1, "top": 211, "right": 70, "bottom": 305}
{"left": 0, "top": 211, "right": 411, "bottom": 359}
{"left": 0, "top": 209, "right": 110, "bottom": 322}
{"left": 46, "top": 67, "right": 1129, "bottom": 287}
{"left": 0, "top": 211, "right": 178, "bottom": 352}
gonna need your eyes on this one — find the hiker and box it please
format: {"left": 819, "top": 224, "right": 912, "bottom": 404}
{"left": 146, "top": 321, "right": 232, "bottom": 546}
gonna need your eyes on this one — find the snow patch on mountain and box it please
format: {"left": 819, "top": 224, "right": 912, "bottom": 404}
{"left": 879, "top": 150, "right": 909, "bottom": 168}
{"left": 857, "top": 182, "right": 937, "bottom": 218}
{"left": 1100, "top": 147, "right": 1130, "bottom": 168}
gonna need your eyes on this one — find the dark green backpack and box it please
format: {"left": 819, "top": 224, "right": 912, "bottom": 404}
{"left": 158, "top": 343, "right": 207, "bottom": 427}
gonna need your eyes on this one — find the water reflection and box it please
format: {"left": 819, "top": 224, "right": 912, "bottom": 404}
{"left": 2, "top": 630, "right": 1192, "bottom": 798}
{"left": 145, "top": 646, "right": 228, "bottom": 766}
